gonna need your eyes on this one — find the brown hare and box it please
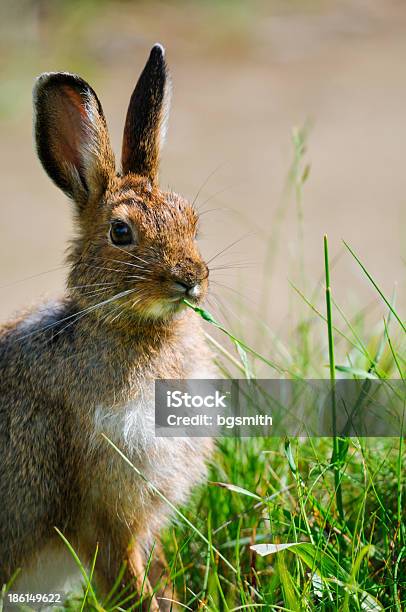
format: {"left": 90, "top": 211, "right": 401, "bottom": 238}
{"left": 0, "top": 44, "right": 215, "bottom": 606}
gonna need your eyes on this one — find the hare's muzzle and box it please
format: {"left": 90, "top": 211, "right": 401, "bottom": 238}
{"left": 171, "top": 280, "right": 201, "bottom": 300}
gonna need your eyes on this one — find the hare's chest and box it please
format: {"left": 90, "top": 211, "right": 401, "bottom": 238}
{"left": 88, "top": 398, "right": 169, "bottom": 520}
{"left": 91, "top": 396, "right": 174, "bottom": 494}
{"left": 89, "top": 397, "right": 207, "bottom": 511}
{"left": 92, "top": 396, "right": 156, "bottom": 458}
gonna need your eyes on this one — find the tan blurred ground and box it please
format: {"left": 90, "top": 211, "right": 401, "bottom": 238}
{"left": 0, "top": 0, "right": 405, "bottom": 342}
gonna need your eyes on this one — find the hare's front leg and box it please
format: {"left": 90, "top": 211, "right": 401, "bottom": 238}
{"left": 126, "top": 540, "right": 160, "bottom": 611}
{"left": 144, "top": 541, "right": 178, "bottom": 612}
{"left": 85, "top": 529, "right": 159, "bottom": 610}
{"left": 127, "top": 539, "right": 178, "bottom": 612}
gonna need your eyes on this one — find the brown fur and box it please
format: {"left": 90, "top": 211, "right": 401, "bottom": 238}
{"left": 0, "top": 45, "right": 214, "bottom": 606}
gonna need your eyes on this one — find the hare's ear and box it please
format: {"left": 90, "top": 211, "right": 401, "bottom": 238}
{"left": 121, "top": 44, "right": 171, "bottom": 184}
{"left": 33, "top": 73, "right": 115, "bottom": 206}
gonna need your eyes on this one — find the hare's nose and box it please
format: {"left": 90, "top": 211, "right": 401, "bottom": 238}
{"left": 172, "top": 280, "right": 200, "bottom": 298}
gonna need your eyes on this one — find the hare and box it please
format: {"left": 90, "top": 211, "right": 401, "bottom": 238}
{"left": 0, "top": 44, "right": 215, "bottom": 605}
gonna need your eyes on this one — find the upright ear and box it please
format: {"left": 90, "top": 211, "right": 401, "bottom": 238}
{"left": 121, "top": 44, "right": 171, "bottom": 184}
{"left": 33, "top": 72, "right": 115, "bottom": 205}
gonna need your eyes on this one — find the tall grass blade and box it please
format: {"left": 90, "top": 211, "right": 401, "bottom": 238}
{"left": 324, "top": 236, "right": 345, "bottom": 524}
{"left": 54, "top": 527, "right": 100, "bottom": 610}
{"left": 343, "top": 241, "right": 405, "bottom": 333}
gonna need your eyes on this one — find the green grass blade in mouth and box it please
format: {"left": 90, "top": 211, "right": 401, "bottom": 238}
{"left": 182, "top": 299, "right": 287, "bottom": 375}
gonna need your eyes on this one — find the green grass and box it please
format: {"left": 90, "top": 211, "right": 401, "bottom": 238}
{"left": 1, "top": 130, "right": 404, "bottom": 612}
{"left": 172, "top": 239, "right": 404, "bottom": 610}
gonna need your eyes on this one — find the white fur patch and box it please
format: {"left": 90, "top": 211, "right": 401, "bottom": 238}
{"left": 12, "top": 544, "right": 83, "bottom": 604}
{"left": 92, "top": 362, "right": 217, "bottom": 459}
{"left": 92, "top": 389, "right": 158, "bottom": 456}
{"left": 90, "top": 367, "right": 215, "bottom": 489}
{"left": 17, "top": 300, "right": 61, "bottom": 332}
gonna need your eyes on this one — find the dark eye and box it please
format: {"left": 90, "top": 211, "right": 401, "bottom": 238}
{"left": 110, "top": 221, "right": 133, "bottom": 246}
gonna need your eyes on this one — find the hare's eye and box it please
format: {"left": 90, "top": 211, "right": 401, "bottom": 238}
{"left": 110, "top": 221, "right": 133, "bottom": 246}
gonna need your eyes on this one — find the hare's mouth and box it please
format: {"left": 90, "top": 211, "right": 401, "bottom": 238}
{"left": 140, "top": 289, "right": 205, "bottom": 319}
{"left": 121, "top": 280, "right": 205, "bottom": 320}
{"left": 139, "top": 297, "right": 186, "bottom": 320}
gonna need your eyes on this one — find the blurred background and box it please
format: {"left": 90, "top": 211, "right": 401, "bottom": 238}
{"left": 0, "top": 0, "right": 405, "bottom": 347}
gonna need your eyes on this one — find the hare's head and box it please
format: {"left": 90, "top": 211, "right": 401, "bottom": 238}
{"left": 33, "top": 45, "right": 208, "bottom": 322}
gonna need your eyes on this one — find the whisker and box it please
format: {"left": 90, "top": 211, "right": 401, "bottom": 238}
{"left": 206, "top": 234, "right": 252, "bottom": 265}
{"left": 79, "top": 286, "right": 119, "bottom": 299}
{"left": 17, "top": 289, "right": 135, "bottom": 342}
{"left": 209, "top": 289, "right": 242, "bottom": 330}
{"left": 210, "top": 262, "right": 256, "bottom": 272}
{"left": 197, "top": 175, "right": 246, "bottom": 211}
{"left": 36, "top": 324, "right": 129, "bottom": 367}
{"left": 68, "top": 282, "right": 119, "bottom": 290}
{"left": 210, "top": 279, "right": 257, "bottom": 305}
{"left": 100, "top": 301, "right": 126, "bottom": 326}
{"left": 198, "top": 207, "right": 224, "bottom": 217}
{"left": 192, "top": 162, "right": 226, "bottom": 207}
{"left": 76, "top": 262, "right": 124, "bottom": 274}
{"left": 86, "top": 256, "right": 152, "bottom": 274}
{"left": 109, "top": 306, "right": 127, "bottom": 325}
{"left": 130, "top": 290, "right": 149, "bottom": 306}
{"left": 204, "top": 294, "right": 228, "bottom": 330}
{"left": 0, "top": 264, "right": 68, "bottom": 291}
{"left": 39, "top": 289, "right": 137, "bottom": 342}
{"left": 91, "top": 256, "right": 152, "bottom": 272}
{"left": 111, "top": 244, "right": 153, "bottom": 267}
{"left": 125, "top": 275, "right": 150, "bottom": 281}
{"left": 198, "top": 184, "right": 235, "bottom": 210}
